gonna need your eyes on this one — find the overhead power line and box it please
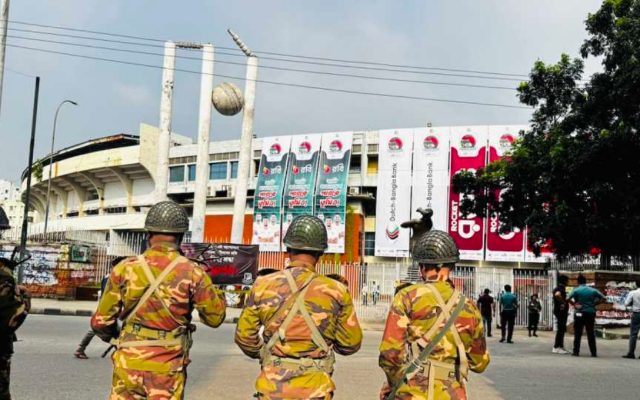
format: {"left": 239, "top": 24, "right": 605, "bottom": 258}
{"left": 6, "top": 34, "right": 517, "bottom": 91}
{"left": 6, "top": 43, "right": 531, "bottom": 109}
{"left": 7, "top": 20, "right": 532, "bottom": 80}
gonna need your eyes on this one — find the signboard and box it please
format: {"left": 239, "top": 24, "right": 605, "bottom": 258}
{"left": 448, "top": 126, "right": 488, "bottom": 260}
{"left": 411, "top": 127, "right": 450, "bottom": 231}
{"left": 181, "top": 243, "right": 259, "bottom": 285}
{"left": 375, "top": 129, "right": 414, "bottom": 257}
{"left": 485, "top": 126, "right": 526, "bottom": 261}
{"left": 314, "top": 131, "right": 352, "bottom": 253}
{"left": 282, "top": 134, "right": 322, "bottom": 245}
{"left": 252, "top": 136, "right": 291, "bottom": 251}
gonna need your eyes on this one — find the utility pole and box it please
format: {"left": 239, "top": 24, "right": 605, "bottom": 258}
{"left": 0, "top": 0, "right": 10, "bottom": 115}
{"left": 155, "top": 41, "right": 176, "bottom": 202}
{"left": 228, "top": 29, "right": 258, "bottom": 245}
{"left": 191, "top": 43, "right": 214, "bottom": 243}
{"left": 19, "top": 76, "right": 39, "bottom": 283}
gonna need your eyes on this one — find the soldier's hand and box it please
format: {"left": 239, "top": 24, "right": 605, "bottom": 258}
{"left": 379, "top": 383, "right": 392, "bottom": 400}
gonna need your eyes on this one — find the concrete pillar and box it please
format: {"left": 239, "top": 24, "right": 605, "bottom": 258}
{"left": 360, "top": 131, "right": 368, "bottom": 185}
{"left": 0, "top": 0, "right": 9, "bottom": 116}
{"left": 155, "top": 41, "right": 176, "bottom": 202}
{"left": 191, "top": 44, "right": 214, "bottom": 243}
{"left": 231, "top": 56, "right": 258, "bottom": 244}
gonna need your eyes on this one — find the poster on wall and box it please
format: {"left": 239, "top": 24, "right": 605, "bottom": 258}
{"left": 252, "top": 136, "right": 291, "bottom": 252}
{"left": 282, "top": 134, "right": 322, "bottom": 246}
{"left": 375, "top": 129, "right": 414, "bottom": 257}
{"left": 448, "top": 126, "right": 488, "bottom": 260}
{"left": 485, "top": 126, "right": 526, "bottom": 262}
{"left": 314, "top": 131, "right": 352, "bottom": 253}
{"left": 411, "top": 127, "right": 450, "bottom": 231}
{"left": 524, "top": 229, "right": 555, "bottom": 263}
{"left": 182, "top": 243, "right": 259, "bottom": 285}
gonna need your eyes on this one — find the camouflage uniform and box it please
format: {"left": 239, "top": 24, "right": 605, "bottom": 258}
{"left": 380, "top": 208, "right": 490, "bottom": 400}
{"left": 235, "top": 260, "right": 363, "bottom": 399}
{"left": 0, "top": 259, "right": 29, "bottom": 400}
{"left": 379, "top": 281, "right": 489, "bottom": 399}
{"left": 91, "top": 243, "right": 226, "bottom": 400}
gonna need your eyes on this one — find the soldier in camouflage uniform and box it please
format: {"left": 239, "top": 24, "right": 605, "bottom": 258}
{"left": 0, "top": 207, "right": 30, "bottom": 400}
{"left": 91, "top": 201, "right": 226, "bottom": 400}
{"left": 235, "top": 215, "right": 362, "bottom": 400}
{"left": 380, "top": 209, "right": 490, "bottom": 400}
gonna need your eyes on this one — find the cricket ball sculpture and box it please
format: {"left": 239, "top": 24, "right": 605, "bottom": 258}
{"left": 211, "top": 82, "right": 245, "bottom": 116}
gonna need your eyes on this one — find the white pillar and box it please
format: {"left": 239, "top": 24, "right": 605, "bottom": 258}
{"left": 0, "top": 0, "right": 9, "bottom": 116}
{"left": 155, "top": 41, "right": 176, "bottom": 202}
{"left": 191, "top": 44, "right": 214, "bottom": 242}
{"left": 230, "top": 56, "right": 258, "bottom": 244}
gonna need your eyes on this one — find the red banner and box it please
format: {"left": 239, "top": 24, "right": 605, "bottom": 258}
{"left": 448, "top": 126, "right": 488, "bottom": 260}
{"left": 485, "top": 126, "right": 526, "bottom": 261}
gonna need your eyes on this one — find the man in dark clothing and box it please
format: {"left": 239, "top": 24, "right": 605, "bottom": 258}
{"left": 499, "top": 284, "right": 518, "bottom": 343}
{"left": 477, "top": 289, "right": 495, "bottom": 337}
{"left": 569, "top": 274, "right": 605, "bottom": 357}
{"left": 552, "top": 275, "right": 571, "bottom": 354}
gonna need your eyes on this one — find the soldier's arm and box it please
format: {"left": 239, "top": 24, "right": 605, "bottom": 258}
{"left": 234, "top": 286, "right": 263, "bottom": 359}
{"left": 379, "top": 292, "right": 410, "bottom": 385}
{"left": 333, "top": 288, "right": 362, "bottom": 355}
{"left": 90, "top": 266, "right": 123, "bottom": 342}
{"left": 192, "top": 268, "right": 226, "bottom": 328}
{"left": 464, "top": 299, "right": 490, "bottom": 373}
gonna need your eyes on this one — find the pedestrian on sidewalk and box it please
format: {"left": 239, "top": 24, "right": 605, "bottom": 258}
{"left": 622, "top": 286, "right": 640, "bottom": 359}
{"left": 372, "top": 281, "right": 380, "bottom": 305}
{"left": 499, "top": 285, "right": 518, "bottom": 343}
{"left": 477, "top": 289, "right": 495, "bottom": 337}
{"left": 362, "top": 283, "right": 369, "bottom": 306}
{"left": 568, "top": 274, "right": 605, "bottom": 357}
{"left": 552, "top": 275, "right": 571, "bottom": 354}
{"left": 528, "top": 293, "right": 542, "bottom": 337}
{"left": 74, "top": 257, "right": 125, "bottom": 359}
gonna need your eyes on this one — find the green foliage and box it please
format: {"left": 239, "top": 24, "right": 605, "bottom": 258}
{"left": 32, "top": 160, "right": 43, "bottom": 182}
{"left": 453, "top": 0, "right": 640, "bottom": 260}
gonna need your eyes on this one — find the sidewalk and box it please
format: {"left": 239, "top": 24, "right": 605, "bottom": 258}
{"left": 30, "top": 298, "right": 241, "bottom": 323}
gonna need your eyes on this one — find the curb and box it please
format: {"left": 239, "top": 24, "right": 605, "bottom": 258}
{"left": 29, "top": 308, "right": 240, "bottom": 324}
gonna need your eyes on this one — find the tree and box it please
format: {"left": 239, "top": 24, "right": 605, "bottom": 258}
{"left": 453, "top": 0, "right": 640, "bottom": 262}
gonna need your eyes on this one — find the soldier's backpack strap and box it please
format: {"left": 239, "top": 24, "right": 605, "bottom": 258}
{"left": 123, "top": 255, "right": 183, "bottom": 326}
{"left": 387, "top": 287, "right": 466, "bottom": 400}
{"left": 426, "top": 286, "right": 469, "bottom": 377}
{"left": 263, "top": 270, "right": 330, "bottom": 355}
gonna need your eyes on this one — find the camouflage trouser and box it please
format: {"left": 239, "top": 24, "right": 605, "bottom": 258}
{"left": 0, "top": 354, "right": 10, "bottom": 400}
{"left": 110, "top": 367, "right": 185, "bottom": 400}
{"left": 257, "top": 395, "right": 332, "bottom": 400}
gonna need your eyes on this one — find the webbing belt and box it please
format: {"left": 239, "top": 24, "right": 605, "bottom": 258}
{"left": 387, "top": 286, "right": 468, "bottom": 400}
{"left": 111, "top": 255, "right": 187, "bottom": 351}
{"left": 261, "top": 269, "right": 333, "bottom": 373}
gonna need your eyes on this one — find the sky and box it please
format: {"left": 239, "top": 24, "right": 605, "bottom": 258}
{"left": 0, "top": 0, "right": 604, "bottom": 181}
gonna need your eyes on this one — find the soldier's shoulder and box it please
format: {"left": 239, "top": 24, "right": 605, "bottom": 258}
{"left": 314, "top": 274, "right": 348, "bottom": 293}
{"left": 111, "top": 256, "right": 138, "bottom": 272}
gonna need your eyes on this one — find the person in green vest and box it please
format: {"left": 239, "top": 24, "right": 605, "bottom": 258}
{"left": 499, "top": 285, "right": 518, "bottom": 343}
{"left": 568, "top": 274, "right": 605, "bottom": 357}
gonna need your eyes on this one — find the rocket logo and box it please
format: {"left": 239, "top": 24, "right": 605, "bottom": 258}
{"left": 329, "top": 140, "right": 343, "bottom": 153}
{"left": 299, "top": 141, "right": 312, "bottom": 154}
{"left": 269, "top": 143, "right": 282, "bottom": 155}
{"left": 388, "top": 136, "right": 403, "bottom": 152}
{"left": 460, "top": 134, "right": 476, "bottom": 149}
{"left": 323, "top": 164, "right": 331, "bottom": 174}
{"left": 423, "top": 135, "right": 439, "bottom": 150}
{"left": 499, "top": 134, "right": 515, "bottom": 150}
{"left": 262, "top": 167, "right": 270, "bottom": 176}
{"left": 292, "top": 165, "right": 300, "bottom": 175}
{"left": 386, "top": 223, "right": 400, "bottom": 240}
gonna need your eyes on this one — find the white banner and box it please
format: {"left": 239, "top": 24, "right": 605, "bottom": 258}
{"left": 411, "top": 127, "right": 450, "bottom": 231}
{"left": 315, "top": 131, "right": 353, "bottom": 253}
{"left": 252, "top": 136, "right": 291, "bottom": 252}
{"left": 375, "top": 129, "right": 414, "bottom": 257}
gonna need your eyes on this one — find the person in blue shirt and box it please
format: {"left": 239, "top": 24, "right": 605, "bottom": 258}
{"left": 499, "top": 284, "right": 518, "bottom": 343}
{"left": 568, "top": 274, "right": 605, "bottom": 357}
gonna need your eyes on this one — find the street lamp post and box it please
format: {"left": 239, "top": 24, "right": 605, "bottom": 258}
{"left": 43, "top": 99, "right": 77, "bottom": 238}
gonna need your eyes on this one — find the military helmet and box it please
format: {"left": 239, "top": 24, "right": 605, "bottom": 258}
{"left": 283, "top": 215, "right": 328, "bottom": 253}
{"left": 412, "top": 229, "right": 460, "bottom": 265}
{"left": 144, "top": 201, "right": 189, "bottom": 233}
{"left": 0, "top": 206, "right": 10, "bottom": 231}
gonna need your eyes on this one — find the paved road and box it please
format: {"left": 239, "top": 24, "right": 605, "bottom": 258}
{"left": 10, "top": 315, "right": 638, "bottom": 399}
